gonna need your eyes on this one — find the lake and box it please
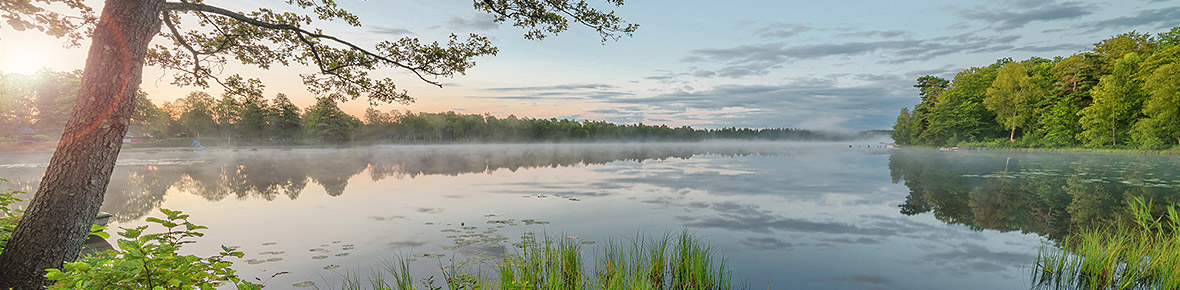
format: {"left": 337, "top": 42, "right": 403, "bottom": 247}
{"left": 3, "top": 142, "right": 1178, "bottom": 289}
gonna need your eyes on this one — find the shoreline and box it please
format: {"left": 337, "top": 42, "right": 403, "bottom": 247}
{"left": 900, "top": 145, "right": 1180, "bottom": 155}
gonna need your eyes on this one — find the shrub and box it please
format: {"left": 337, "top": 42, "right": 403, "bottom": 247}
{"left": 31, "top": 134, "right": 52, "bottom": 142}
{"left": 0, "top": 178, "right": 24, "bottom": 255}
{"left": 45, "top": 208, "right": 261, "bottom": 290}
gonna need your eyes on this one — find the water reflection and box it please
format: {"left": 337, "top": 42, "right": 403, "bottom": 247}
{"left": 0, "top": 143, "right": 818, "bottom": 223}
{"left": 11, "top": 144, "right": 1166, "bottom": 289}
{"left": 889, "top": 149, "right": 1180, "bottom": 242}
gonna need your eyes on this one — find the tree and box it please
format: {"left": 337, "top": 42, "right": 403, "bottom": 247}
{"left": 266, "top": 93, "right": 302, "bottom": 142}
{"left": 0, "top": 73, "right": 36, "bottom": 138}
{"left": 176, "top": 91, "right": 218, "bottom": 138}
{"left": 29, "top": 70, "right": 84, "bottom": 137}
{"left": 1154, "top": 26, "right": 1180, "bottom": 52}
{"left": 985, "top": 61, "right": 1045, "bottom": 141}
{"left": 1040, "top": 53, "right": 1101, "bottom": 147}
{"left": 303, "top": 97, "right": 358, "bottom": 144}
{"left": 235, "top": 93, "right": 269, "bottom": 141}
{"left": 128, "top": 91, "right": 169, "bottom": 137}
{"left": 921, "top": 61, "right": 1005, "bottom": 146}
{"left": 1132, "top": 63, "right": 1180, "bottom": 148}
{"left": 1092, "top": 31, "right": 1154, "bottom": 74}
{"left": 0, "top": 0, "right": 636, "bottom": 287}
{"left": 1078, "top": 53, "right": 1145, "bottom": 147}
{"left": 902, "top": 75, "right": 949, "bottom": 145}
{"left": 891, "top": 108, "right": 916, "bottom": 145}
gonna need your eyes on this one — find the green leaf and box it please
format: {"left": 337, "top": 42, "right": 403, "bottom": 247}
{"left": 120, "top": 226, "right": 144, "bottom": 238}
{"left": 44, "top": 269, "right": 66, "bottom": 280}
{"left": 89, "top": 231, "right": 110, "bottom": 239}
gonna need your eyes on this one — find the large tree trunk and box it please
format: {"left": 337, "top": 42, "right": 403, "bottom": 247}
{"left": 0, "top": 0, "right": 163, "bottom": 287}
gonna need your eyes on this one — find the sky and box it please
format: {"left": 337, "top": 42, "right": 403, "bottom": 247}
{"left": 1, "top": 0, "right": 1178, "bottom": 131}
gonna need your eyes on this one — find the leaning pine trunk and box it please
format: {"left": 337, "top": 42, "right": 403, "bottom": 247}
{"left": 0, "top": 0, "right": 163, "bottom": 287}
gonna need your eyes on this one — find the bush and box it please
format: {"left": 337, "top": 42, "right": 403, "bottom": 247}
{"left": 31, "top": 134, "right": 52, "bottom": 142}
{"left": 45, "top": 209, "right": 260, "bottom": 290}
{"left": 0, "top": 178, "right": 24, "bottom": 255}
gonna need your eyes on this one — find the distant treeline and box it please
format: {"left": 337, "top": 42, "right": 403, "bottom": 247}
{"left": 0, "top": 71, "right": 880, "bottom": 144}
{"left": 893, "top": 26, "right": 1180, "bottom": 149}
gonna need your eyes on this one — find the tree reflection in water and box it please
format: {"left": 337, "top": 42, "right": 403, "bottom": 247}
{"left": 889, "top": 149, "right": 1180, "bottom": 243}
{"left": 1, "top": 144, "right": 798, "bottom": 223}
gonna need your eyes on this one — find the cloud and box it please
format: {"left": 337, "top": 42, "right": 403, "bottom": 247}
{"left": 598, "top": 74, "right": 913, "bottom": 130}
{"left": 485, "top": 83, "right": 617, "bottom": 92}
{"left": 960, "top": 1, "right": 1093, "bottom": 30}
{"left": 753, "top": 22, "right": 811, "bottom": 38}
{"left": 918, "top": 243, "right": 1037, "bottom": 276}
{"left": 906, "top": 65, "right": 962, "bottom": 78}
{"left": 683, "top": 33, "right": 1021, "bottom": 77}
{"left": 677, "top": 202, "right": 895, "bottom": 235}
{"left": 1090, "top": 7, "right": 1180, "bottom": 31}
{"left": 471, "top": 83, "right": 633, "bottom": 100}
{"left": 446, "top": 14, "right": 499, "bottom": 31}
{"left": 829, "top": 275, "right": 890, "bottom": 286}
{"left": 837, "top": 30, "right": 910, "bottom": 39}
{"left": 741, "top": 236, "right": 794, "bottom": 250}
{"left": 370, "top": 26, "right": 415, "bottom": 37}
{"left": 1012, "top": 42, "right": 1088, "bottom": 53}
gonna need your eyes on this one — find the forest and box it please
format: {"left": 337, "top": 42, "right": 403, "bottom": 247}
{"left": 893, "top": 26, "right": 1180, "bottom": 149}
{"left": 0, "top": 71, "right": 878, "bottom": 145}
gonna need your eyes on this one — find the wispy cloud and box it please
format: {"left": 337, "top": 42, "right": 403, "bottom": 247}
{"left": 596, "top": 74, "right": 912, "bottom": 130}
{"left": 370, "top": 26, "right": 415, "bottom": 37}
{"left": 752, "top": 22, "right": 812, "bottom": 38}
{"left": 470, "top": 83, "right": 633, "bottom": 101}
{"left": 682, "top": 33, "right": 1020, "bottom": 77}
{"left": 960, "top": 1, "right": 1093, "bottom": 31}
{"left": 446, "top": 14, "right": 499, "bottom": 31}
{"left": 485, "top": 83, "right": 617, "bottom": 92}
{"left": 1090, "top": 7, "right": 1180, "bottom": 31}
{"left": 837, "top": 30, "right": 910, "bottom": 39}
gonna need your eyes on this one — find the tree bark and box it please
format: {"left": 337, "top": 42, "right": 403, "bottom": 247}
{"left": 0, "top": 0, "right": 163, "bottom": 287}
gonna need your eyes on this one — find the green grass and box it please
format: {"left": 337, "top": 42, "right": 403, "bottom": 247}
{"left": 1032, "top": 197, "right": 1180, "bottom": 290}
{"left": 322, "top": 231, "right": 741, "bottom": 290}
{"left": 947, "top": 140, "right": 1180, "bottom": 155}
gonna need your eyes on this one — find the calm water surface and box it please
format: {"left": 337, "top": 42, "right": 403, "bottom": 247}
{"left": 3, "top": 142, "right": 1178, "bottom": 289}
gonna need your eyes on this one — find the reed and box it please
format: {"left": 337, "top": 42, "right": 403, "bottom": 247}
{"left": 1032, "top": 197, "right": 1180, "bottom": 290}
{"left": 330, "top": 231, "right": 741, "bottom": 290}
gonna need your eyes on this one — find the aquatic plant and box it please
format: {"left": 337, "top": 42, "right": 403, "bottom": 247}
{"left": 1032, "top": 197, "right": 1180, "bottom": 290}
{"left": 325, "top": 230, "right": 740, "bottom": 290}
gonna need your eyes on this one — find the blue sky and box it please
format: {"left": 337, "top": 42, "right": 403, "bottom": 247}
{"left": 2, "top": 0, "right": 1178, "bottom": 130}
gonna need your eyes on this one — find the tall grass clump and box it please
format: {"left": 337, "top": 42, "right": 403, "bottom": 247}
{"left": 1033, "top": 197, "right": 1180, "bottom": 290}
{"left": 337, "top": 230, "right": 741, "bottom": 290}
{"left": 497, "top": 230, "right": 735, "bottom": 290}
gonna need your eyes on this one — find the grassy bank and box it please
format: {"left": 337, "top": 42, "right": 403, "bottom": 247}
{"left": 902, "top": 142, "right": 1180, "bottom": 155}
{"left": 1032, "top": 197, "right": 1180, "bottom": 290}
{"left": 325, "top": 231, "right": 742, "bottom": 290}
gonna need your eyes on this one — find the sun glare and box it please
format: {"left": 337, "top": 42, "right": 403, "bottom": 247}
{"left": 0, "top": 44, "right": 50, "bottom": 75}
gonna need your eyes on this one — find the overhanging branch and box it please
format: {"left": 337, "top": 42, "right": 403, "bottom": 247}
{"left": 162, "top": 11, "right": 204, "bottom": 84}
{"left": 161, "top": 1, "right": 442, "bottom": 87}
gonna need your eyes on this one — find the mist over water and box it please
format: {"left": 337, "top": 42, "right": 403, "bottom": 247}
{"left": 3, "top": 142, "right": 1174, "bottom": 289}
